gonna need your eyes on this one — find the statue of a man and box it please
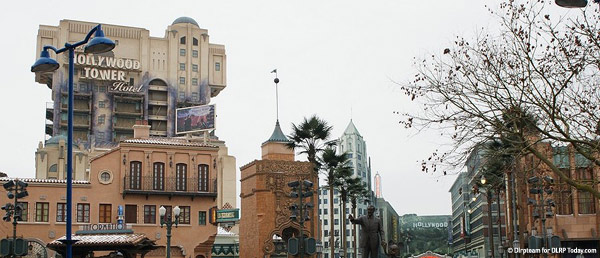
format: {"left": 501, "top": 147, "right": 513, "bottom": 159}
{"left": 348, "top": 205, "right": 385, "bottom": 258}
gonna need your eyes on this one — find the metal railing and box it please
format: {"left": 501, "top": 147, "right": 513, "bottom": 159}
{"left": 124, "top": 176, "right": 217, "bottom": 194}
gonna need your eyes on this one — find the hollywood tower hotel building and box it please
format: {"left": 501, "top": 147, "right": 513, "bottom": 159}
{"left": 36, "top": 18, "right": 226, "bottom": 143}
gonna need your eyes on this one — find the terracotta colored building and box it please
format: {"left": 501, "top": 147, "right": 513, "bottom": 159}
{"left": 0, "top": 125, "right": 232, "bottom": 258}
{"left": 239, "top": 121, "right": 318, "bottom": 258}
{"left": 507, "top": 144, "right": 600, "bottom": 256}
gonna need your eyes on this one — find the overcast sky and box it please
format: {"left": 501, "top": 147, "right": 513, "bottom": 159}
{"left": 1, "top": 0, "right": 573, "bottom": 216}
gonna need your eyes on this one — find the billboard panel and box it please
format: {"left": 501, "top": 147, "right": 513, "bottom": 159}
{"left": 175, "top": 104, "right": 216, "bottom": 134}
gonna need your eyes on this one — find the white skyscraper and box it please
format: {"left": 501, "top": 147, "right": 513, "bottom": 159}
{"left": 319, "top": 120, "right": 372, "bottom": 258}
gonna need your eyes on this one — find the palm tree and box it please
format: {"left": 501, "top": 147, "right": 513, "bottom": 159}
{"left": 334, "top": 170, "right": 363, "bottom": 258}
{"left": 347, "top": 180, "right": 369, "bottom": 258}
{"left": 287, "top": 115, "right": 334, "bottom": 174}
{"left": 322, "top": 147, "right": 351, "bottom": 258}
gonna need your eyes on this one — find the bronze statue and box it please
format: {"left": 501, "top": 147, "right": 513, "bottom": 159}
{"left": 348, "top": 205, "right": 385, "bottom": 258}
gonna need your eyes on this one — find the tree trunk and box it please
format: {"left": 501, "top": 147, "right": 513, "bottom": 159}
{"left": 341, "top": 191, "right": 347, "bottom": 258}
{"left": 329, "top": 186, "right": 335, "bottom": 258}
{"left": 487, "top": 191, "right": 496, "bottom": 258}
{"left": 352, "top": 200, "right": 357, "bottom": 258}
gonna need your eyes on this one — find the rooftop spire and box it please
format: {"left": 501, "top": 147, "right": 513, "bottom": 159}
{"left": 264, "top": 120, "right": 290, "bottom": 144}
{"left": 271, "top": 69, "right": 280, "bottom": 122}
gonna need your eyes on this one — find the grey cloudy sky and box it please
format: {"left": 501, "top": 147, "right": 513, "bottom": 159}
{"left": 0, "top": 0, "right": 547, "bottom": 215}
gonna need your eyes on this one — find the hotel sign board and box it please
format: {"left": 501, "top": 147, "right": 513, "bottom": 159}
{"left": 76, "top": 223, "right": 133, "bottom": 235}
{"left": 73, "top": 52, "right": 144, "bottom": 94}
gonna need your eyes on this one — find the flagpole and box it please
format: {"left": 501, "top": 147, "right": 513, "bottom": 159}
{"left": 271, "top": 69, "right": 279, "bottom": 121}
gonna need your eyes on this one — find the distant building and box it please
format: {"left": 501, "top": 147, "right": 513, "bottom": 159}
{"left": 374, "top": 172, "right": 382, "bottom": 198}
{"left": 319, "top": 120, "right": 372, "bottom": 258}
{"left": 375, "top": 197, "right": 401, "bottom": 258}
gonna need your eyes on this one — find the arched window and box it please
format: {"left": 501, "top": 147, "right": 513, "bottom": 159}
{"left": 193, "top": 37, "right": 199, "bottom": 46}
{"left": 180, "top": 36, "right": 186, "bottom": 44}
{"left": 176, "top": 163, "right": 187, "bottom": 191}
{"left": 129, "top": 161, "right": 142, "bottom": 190}
{"left": 153, "top": 162, "right": 165, "bottom": 190}
{"left": 48, "top": 164, "right": 58, "bottom": 179}
{"left": 198, "top": 164, "right": 209, "bottom": 191}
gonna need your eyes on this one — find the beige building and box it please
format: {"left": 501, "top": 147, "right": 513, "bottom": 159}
{"left": 1, "top": 125, "right": 238, "bottom": 258}
{"left": 36, "top": 18, "right": 226, "bottom": 142}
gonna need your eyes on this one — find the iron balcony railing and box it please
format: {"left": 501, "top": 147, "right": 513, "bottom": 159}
{"left": 123, "top": 176, "right": 217, "bottom": 195}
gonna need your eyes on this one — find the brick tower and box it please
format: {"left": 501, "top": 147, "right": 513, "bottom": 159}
{"left": 239, "top": 121, "right": 318, "bottom": 258}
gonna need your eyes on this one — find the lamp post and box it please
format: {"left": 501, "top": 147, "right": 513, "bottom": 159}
{"left": 160, "top": 206, "right": 181, "bottom": 258}
{"left": 555, "top": 0, "right": 599, "bottom": 8}
{"left": 526, "top": 176, "right": 555, "bottom": 258}
{"left": 31, "top": 25, "right": 115, "bottom": 258}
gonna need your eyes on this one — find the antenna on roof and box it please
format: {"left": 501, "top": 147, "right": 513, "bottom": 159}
{"left": 271, "top": 69, "right": 280, "bottom": 122}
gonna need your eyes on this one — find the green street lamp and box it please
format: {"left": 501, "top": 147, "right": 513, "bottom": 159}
{"left": 159, "top": 206, "right": 181, "bottom": 258}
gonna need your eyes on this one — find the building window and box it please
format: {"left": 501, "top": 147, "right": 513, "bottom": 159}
{"left": 323, "top": 199, "right": 327, "bottom": 204}
{"left": 96, "top": 132, "right": 105, "bottom": 142}
{"left": 179, "top": 63, "right": 185, "bottom": 71}
{"left": 94, "top": 85, "right": 99, "bottom": 92}
{"left": 192, "top": 50, "right": 198, "bottom": 58}
{"left": 179, "top": 77, "right": 185, "bottom": 85}
{"left": 577, "top": 168, "right": 596, "bottom": 214}
{"left": 17, "top": 202, "right": 27, "bottom": 222}
{"left": 144, "top": 205, "right": 156, "bottom": 224}
{"left": 556, "top": 168, "right": 573, "bottom": 215}
{"left": 98, "top": 115, "right": 105, "bottom": 125}
{"left": 99, "top": 171, "right": 112, "bottom": 184}
{"left": 199, "top": 164, "right": 209, "bottom": 191}
{"left": 199, "top": 211, "right": 207, "bottom": 225}
{"left": 179, "top": 92, "right": 185, "bottom": 100}
{"left": 56, "top": 203, "right": 66, "bottom": 222}
{"left": 180, "top": 36, "right": 186, "bottom": 45}
{"left": 99, "top": 86, "right": 107, "bottom": 92}
{"left": 176, "top": 163, "right": 187, "bottom": 191}
{"left": 77, "top": 203, "right": 90, "bottom": 223}
{"left": 153, "top": 162, "right": 165, "bottom": 190}
{"left": 79, "top": 83, "right": 88, "bottom": 92}
{"left": 179, "top": 206, "right": 190, "bottom": 224}
{"left": 215, "top": 62, "right": 221, "bottom": 71}
{"left": 324, "top": 230, "right": 328, "bottom": 237}
{"left": 99, "top": 204, "right": 112, "bottom": 223}
{"left": 192, "top": 78, "right": 198, "bottom": 86}
{"left": 125, "top": 205, "right": 137, "bottom": 224}
{"left": 99, "top": 101, "right": 105, "bottom": 108}
{"left": 334, "top": 198, "right": 338, "bottom": 204}
{"left": 191, "top": 92, "right": 199, "bottom": 102}
{"left": 334, "top": 230, "right": 339, "bottom": 236}
{"left": 334, "top": 208, "right": 338, "bottom": 214}
{"left": 323, "top": 209, "right": 328, "bottom": 215}
{"left": 325, "top": 242, "right": 329, "bottom": 249}
{"left": 180, "top": 49, "right": 186, "bottom": 56}
{"left": 334, "top": 219, "right": 339, "bottom": 225}
{"left": 35, "top": 202, "right": 49, "bottom": 222}
{"left": 129, "top": 161, "right": 142, "bottom": 190}
{"left": 193, "top": 37, "right": 198, "bottom": 46}
{"left": 192, "top": 64, "right": 198, "bottom": 72}
{"left": 324, "top": 219, "right": 328, "bottom": 225}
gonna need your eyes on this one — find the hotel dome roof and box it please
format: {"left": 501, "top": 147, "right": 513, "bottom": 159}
{"left": 172, "top": 17, "right": 199, "bottom": 27}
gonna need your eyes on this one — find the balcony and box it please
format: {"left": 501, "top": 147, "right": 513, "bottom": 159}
{"left": 123, "top": 176, "right": 217, "bottom": 198}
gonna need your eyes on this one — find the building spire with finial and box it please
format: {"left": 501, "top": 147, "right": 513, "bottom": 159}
{"left": 271, "top": 69, "right": 280, "bottom": 121}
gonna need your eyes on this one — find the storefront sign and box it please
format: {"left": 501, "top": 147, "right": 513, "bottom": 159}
{"left": 111, "top": 82, "right": 144, "bottom": 93}
{"left": 216, "top": 209, "right": 239, "bottom": 223}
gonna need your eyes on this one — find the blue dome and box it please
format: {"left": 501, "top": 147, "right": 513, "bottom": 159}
{"left": 172, "top": 17, "right": 199, "bottom": 27}
{"left": 45, "top": 135, "right": 78, "bottom": 146}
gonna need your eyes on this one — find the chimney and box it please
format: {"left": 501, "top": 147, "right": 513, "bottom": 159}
{"left": 133, "top": 124, "right": 151, "bottom": 139}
